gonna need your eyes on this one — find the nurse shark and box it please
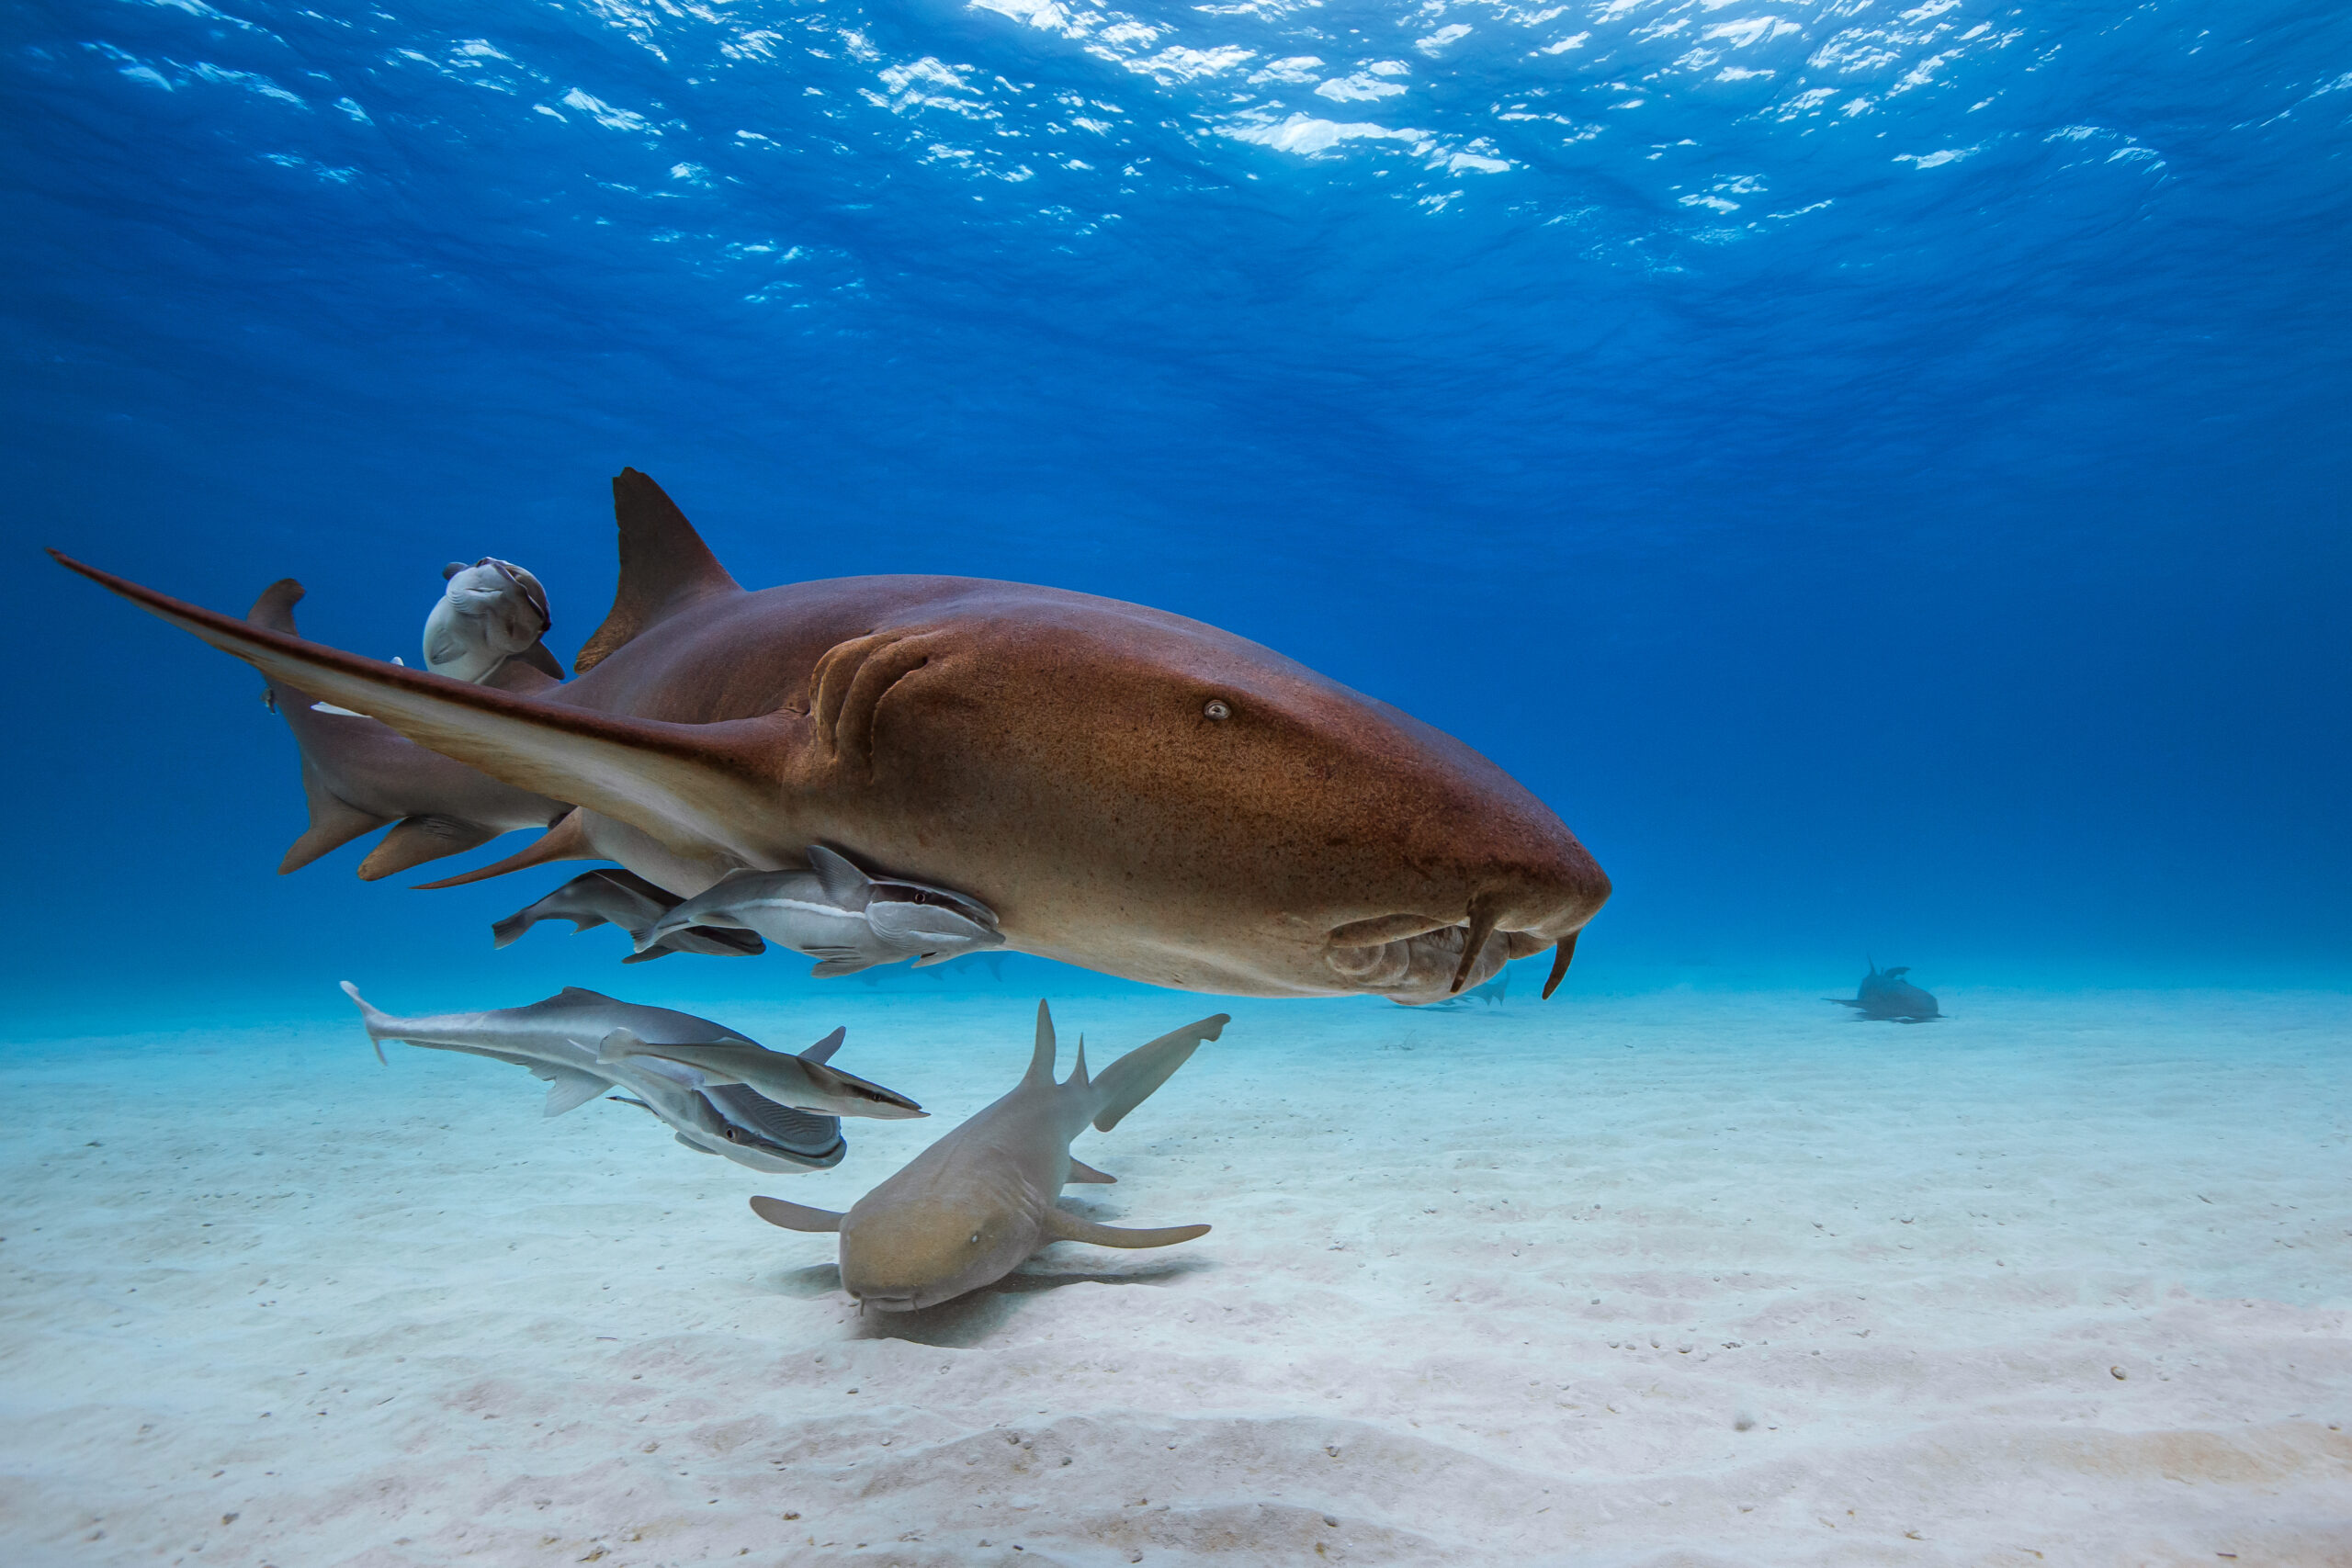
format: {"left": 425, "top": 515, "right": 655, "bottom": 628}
{"left": 749, "top": 999, "right": 1223, "bottom": 1312}
{"left": 51, "top": 468, "right": 1610, "bottom": 1002}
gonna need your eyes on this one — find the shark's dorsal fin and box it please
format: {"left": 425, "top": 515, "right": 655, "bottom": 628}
{"left": 749, "top": 1195, "right": 843, "bottom": 1233}
{"left": 1066, "top": 1034, "right": 1090, "bottom": 1092}
{"left": 1042, "top": 1209, "right": 1209, "bottom": 1249}
{"left": 574, "top": 469, "right": 743, "bottom": 673}
{"left": 1023, "top": 999, "right": 1058, "bottom": 1089}
{"left": 51, "top": 551, "right": 795, "bottom": 866}
{"left": 1089, "top": 1013, "right": 1228, "bottom": 1133}
{"left": 801, "top": 1026, "right": 846, "bottom": 1065}
{"left": 246, "top": 577, "right": 305, "bottom": 634}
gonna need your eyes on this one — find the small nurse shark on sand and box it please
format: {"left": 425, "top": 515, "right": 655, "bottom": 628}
{"left": 640, "top": 844, "right": 1004, "bottom": 976}
{"left": 750, "top": 1000, "right": 1225, "bottom": 1312}
{"left": 492, "top": 868, "right": 766, "bottom": 964}
{"left": 1827, "top": 961, "right": 1942, "bottom": 1022}
{"left": 340, "top": 983, "right": 923, "bottom": 1172}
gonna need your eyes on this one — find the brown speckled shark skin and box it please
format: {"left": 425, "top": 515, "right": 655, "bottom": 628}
{"left": 51, "top": 468, "right": 1609, "bottom": 1003}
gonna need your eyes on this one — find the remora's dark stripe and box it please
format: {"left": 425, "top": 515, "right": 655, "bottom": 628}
{"left": 702, "top": 1085, "right": 845, "bottom": 1160}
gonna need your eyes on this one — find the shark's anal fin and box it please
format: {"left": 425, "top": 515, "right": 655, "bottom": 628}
{"left": 358, "top": 815, "right": 500, "bottom": 881}
{"left": 415, "top": 808, "right": 598, "bottom": 890}
{"left": 1067, "top": 1157, "right": 1117, "bottom": 1185}
{"left": 1089, "top": 1014, "right": 1229, "bottom": 1133}
{"left": 1042, "top": 1210, "right": 1209, "bottom": 1249}
{"left": 574, "top": 469, "right": 744, "bottom": 673}
{"left": 50, "top": 551, "right": 796, "bottom": 866}
{"left": 749, "top": 1195, "right": 843, "bottom": 1233}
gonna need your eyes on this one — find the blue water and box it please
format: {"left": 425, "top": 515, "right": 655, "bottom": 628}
{"left": 3, "top": 0, "right": 2348, "bottom": 1023}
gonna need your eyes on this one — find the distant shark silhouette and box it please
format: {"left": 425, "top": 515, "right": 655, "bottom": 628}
{"left": 53, "top": 468, "right": 1608, "bottom": 1002}
{"left": 1827, "top": 960, "right": 1942, "bottom": 1022}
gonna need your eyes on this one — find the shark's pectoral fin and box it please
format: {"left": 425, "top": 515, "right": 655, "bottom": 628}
{"left": 537, "top": 1067, "right": 614, "bottom": 1118}
{"left": 51, "top": 551, "right": 797, "bottom": 866}
{"left": 1067, "top": 1157, "right": 1117, "bottom": 1185}
{"left": 808, "top": 950, "right": 880, "bottom": 977}
{"left": 358, "top": 815, "right": 501, "bottom": 881}
{"left": 281, "top": 759, "right": 393, "bottom": 874}
{"left": 749, "top": 1195, "right": 843, "bottom": 1233}
{"left": 1042, "top": 1210, "right": 1209, "bottom": 1249}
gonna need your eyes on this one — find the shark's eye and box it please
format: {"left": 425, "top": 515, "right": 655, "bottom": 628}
{"left": 1203, "top": 699, "right": 1232, "bottom": 721}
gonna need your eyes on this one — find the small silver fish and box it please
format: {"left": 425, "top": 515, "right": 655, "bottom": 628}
{"left": 338, "top": 982, "right": 921, "bottom": 1171}
{"left": 596, "top": 1026, "right": 926, "bottom": 1121}
{"left": 423, "top": 557, "right": 560, "bottom": 684}
{"left": 492, "top": 868, "right": 765, "bottom": 964}
{"left": 639, "top": 844, "right": 1004, "bottom": 976}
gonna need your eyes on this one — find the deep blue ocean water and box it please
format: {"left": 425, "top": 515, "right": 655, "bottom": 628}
{"left": 3, "top": 0, "right": 2347, "bottom": 1025}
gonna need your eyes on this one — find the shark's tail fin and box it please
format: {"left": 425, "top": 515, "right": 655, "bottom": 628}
{"left": 1088, "top": 1013, "right": 1229, "bottom": 1134}
{"left": 338, "top": 980, "right": 391, "bottom": 1065}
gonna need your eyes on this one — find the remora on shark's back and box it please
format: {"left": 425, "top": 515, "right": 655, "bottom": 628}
{"left": 339, "top": 983, "right": 923, "bottom": 1172}
{"left": 54, "top": 468, "right": 1610, "bottom": 1002}
{"left": 751, "top": 999, "right": 1224, "bottom": 1311}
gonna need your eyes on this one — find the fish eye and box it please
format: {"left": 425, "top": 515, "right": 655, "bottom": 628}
{"left": 969, "top": 1233, "right": 982, "bottom": 1246}
{"left": 1203, "top": 699, "right": 1232, "bottom": 721}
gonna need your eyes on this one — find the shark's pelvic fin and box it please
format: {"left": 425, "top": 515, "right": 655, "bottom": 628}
{"left": 573, "top": 468, "right": 744, "bottom": 673}
{"left": 1042, "top": 1210, "right": 1210, "bottom": 1249}
{"left": 51, "top": 551, "right": 795, "bottom": 865}
{"left": 1089, "top": 1013, "right": 1228, "bottom": 1133}
{"left": 1067, "top": 1157, "right": 1117, "bottom": 1185}
{"left": 749, "top": 1195, "right": 843, "bottom": 1233}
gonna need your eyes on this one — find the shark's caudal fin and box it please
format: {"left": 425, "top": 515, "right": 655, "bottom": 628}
{"left": 51, "top": 551, "right": 794, "bottom": 865}
{"left": 337, "top": 980, "right": 391, "bottom": 1066}
{"left": 749, "top": 1195, "right": 843, "bottom": 1233}
{"left": 573, "top": 469, "right": 744, "bottom": 672}
{"left": 1088, "top": 1013, "right": 1229, "bottom": 1133}
{"left": 1041, "top": 1210, "right": 1210, "bottom": 1249}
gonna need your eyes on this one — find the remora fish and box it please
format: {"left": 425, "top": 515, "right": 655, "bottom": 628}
{"left": 749, "top": 999, "right": 1223, "bottom": 1312}
{"left": 597, "top": 1027, "right": 925, "bottom": 1120}
{"left": 54, "top": 468, "right": 1611, "bottom": 1002}
{"left": 639, "top": 844, "right": 1002, "bottom": 975}
{"left": 492, "top": 868, "right": 766, "bottom": 964}
{"left": 337, "top": 983, "right": 921, "bottom": 1170}
{"left": 424, "top": 557, "right": 562, "bottom": 684}
{"left": 1826, "top": 960, "right": 1942, "bottom": 1023}
{"left": 249, "top": 581, "right": 569, "bottom": 881}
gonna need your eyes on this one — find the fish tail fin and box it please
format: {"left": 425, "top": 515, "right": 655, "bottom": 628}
{"left": 279, "top": 758, "right": 393, "bottom": 874}
{"left": 573, "top": 469, "right": 743, "bottom": 672}
{"left": 1089, "top": 1013, "right": 1229, "bottom": 1134}
{"left": 337, "top": 980, "right": 391, "bottom": 1065}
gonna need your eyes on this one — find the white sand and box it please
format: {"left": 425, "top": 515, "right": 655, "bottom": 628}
{"left": 2, "top": 987, "right": 2347, "bottom": 1566}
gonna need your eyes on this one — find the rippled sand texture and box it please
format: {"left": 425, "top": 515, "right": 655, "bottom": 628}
{"left": 3, "top": 988, "right": 2346, "bottom": 1566}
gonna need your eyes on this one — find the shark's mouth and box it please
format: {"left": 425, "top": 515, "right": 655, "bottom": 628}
{"left": 1325, "top": 913, "right": 1575, "bottom": 1004}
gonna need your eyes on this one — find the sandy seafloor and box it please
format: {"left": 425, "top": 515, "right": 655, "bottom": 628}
{"left": 3, "top": 982, "right": 2347, "bottom": 1567}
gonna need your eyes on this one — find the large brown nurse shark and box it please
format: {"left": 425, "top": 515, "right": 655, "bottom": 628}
{"left": 50, "top": 468, "right": 1609, "bottom": 1002}
{"left": 748, "top": 999, "right": 1225, "bottom": 1312}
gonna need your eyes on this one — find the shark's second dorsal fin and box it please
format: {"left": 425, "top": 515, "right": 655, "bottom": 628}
{"left": 1023, "top": 999, "right": 1058, "bottom": 1089}
{"left": 574, "top": 468, "right": 742, "bottom": 673}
